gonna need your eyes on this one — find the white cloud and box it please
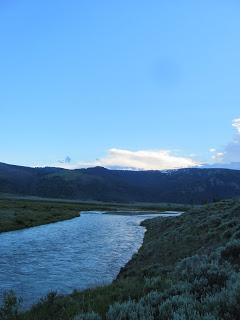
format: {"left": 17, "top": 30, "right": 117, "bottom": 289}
{"left": 232, "top": 118, "right": 240, "bottom": 134}
{"left": 50, "top": 148, "right": 200, "bottom": 171}
{"left": 209, "top": 148, "right": 216, "bottom": 153}
{"left": 210, "top": 118, "right": 240, "bottom": 163}
{"left": 97, "top": 148, "right": 199, "bottom": 170}
{"left": 211, "top": 152, "right": 225, "bottom": 161}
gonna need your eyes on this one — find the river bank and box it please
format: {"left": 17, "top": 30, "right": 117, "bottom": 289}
{"left": 0, "top": 197, "right": 189, "bottom": 233}
{"left": 11, "top": 199, "right": 240, "bottom": 320}
{"left": 0, "top": 199, "right": 81, "bottom": 232}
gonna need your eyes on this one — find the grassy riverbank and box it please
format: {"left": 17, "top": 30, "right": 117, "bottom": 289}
{"left": 1, "top": 198, "right": 240, "bottom": 319}
{"left": 0, "top": 197, "right": 189, "bottom": 233}
{"left": 0, "top": 199, "right": 82, "bottom": 232}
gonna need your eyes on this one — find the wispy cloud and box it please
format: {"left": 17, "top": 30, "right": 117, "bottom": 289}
{"left": 232, "top": 118, "right": 240, "bottom": 134}
{"left": 50, "top": 148, "right": 200, "bottom": 171}
{"left": 209, "top": 118, "right": 240, "bottom": 163}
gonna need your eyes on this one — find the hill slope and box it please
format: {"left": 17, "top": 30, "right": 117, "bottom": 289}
{"left": 1, "top": 162, "right": 240, "bottom": 204}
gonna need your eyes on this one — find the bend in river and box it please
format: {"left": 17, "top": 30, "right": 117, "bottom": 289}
{"left": 0, "top": 211, "right": 181, "bottom": 307}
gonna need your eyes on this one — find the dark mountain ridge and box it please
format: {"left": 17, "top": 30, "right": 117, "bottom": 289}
{"left": 0, "top": 162, "right": 240, "bottom": 204}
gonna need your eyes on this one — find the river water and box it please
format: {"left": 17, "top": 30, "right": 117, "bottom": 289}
{"left": 0, "top": 211, "right": 181, "bottom": 306}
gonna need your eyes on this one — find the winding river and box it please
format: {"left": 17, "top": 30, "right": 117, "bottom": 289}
{"left": 0, "top": 211, "right": 181, "bottom": 306}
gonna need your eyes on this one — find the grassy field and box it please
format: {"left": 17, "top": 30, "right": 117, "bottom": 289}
{"left": 0, "top": 199, "right": 83, "bottom": 232}
{"left": 0, "top": 197, "right": 190, "bottom": 233}
{"left": 1, "top": 198, "right": 240, "bottom": 319}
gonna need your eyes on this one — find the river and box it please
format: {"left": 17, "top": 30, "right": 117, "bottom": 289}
{"left": 0, "top": 211, "right": 181, "bottom": 306}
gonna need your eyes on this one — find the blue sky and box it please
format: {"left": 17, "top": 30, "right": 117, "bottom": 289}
{"left": 1, "top": 1, "right": 240, "bottom": 169}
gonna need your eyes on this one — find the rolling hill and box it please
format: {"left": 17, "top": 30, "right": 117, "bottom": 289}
{"left": 0, "top": 162, "right": 240, "bottom": 204}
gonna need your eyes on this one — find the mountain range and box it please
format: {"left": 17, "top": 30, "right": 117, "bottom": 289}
{"left": 1, "top": 162, "right": 240, "bottom": 204}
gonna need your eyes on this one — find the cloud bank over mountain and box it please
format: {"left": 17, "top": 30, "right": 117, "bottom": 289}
{"left": 94, "top": 148, "right": 199, "bottom": 170}
{"left": 47, "top": 118, "right": 240, "bottom": 171}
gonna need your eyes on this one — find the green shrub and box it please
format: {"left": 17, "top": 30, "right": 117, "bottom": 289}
{"left": 73, "top": 312, "right": 102, "bottom": 320}
{"left": 220, "top": 240, "right": 240, "bottom": 266}
{"left": 0, "top": 291, "right": 22, "bottom": 320}
{"left": 106, "top": 299, "right": 155, "bottom": 320}
{"left": 143, "top": 276, "right": 170, "bottom": 292}
{"left": 203, "top": 273, "right": 240, "bottom": 319}
{"left": 175, "top": 255, "right": 230, "bottom": 297}
{"left": 28, "top": 292, "right": 78, "bottom": 320}
{"left": 158, "top": 294, "right": 199, "bottom": 319}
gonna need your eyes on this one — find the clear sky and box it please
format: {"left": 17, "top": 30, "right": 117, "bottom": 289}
{"left": 1, "top": 1, "right": 240, "bottom": 170}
